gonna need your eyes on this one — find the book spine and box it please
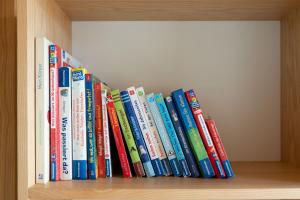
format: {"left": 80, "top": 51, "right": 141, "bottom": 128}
{"left": 171, "top": 89, "right": 215, "bottom": 178}
{"left": 206, "top": 118, "right": 234, "bottom": 178}
{"left": 85, "top": 74, "right": 97, "bottom": 179}
{"left": 146, "top": 93, "right": 180, "bottom": 176}
{"left": 35, "top": 38, "right": 51, "bottom": 183}
{"left": 59, "top": 67, "right": 72, "bottom": 180}
{"left": 111, "top": 90, "right": 145, "bottom": 177}
{"left": 121, "top": 91, "right": 155, "bottom": 177}
{"left": 71, "top": 68, "right": 87, "bottom": 180}
{"left": 136, "top": 87, "right": 172, "bottom": 176}
{"left": 165, "top": 96, "right": 200, "bottom": 178}
{"left": 102, "top": 89, "right": 112, "bottom": 177}
{"left": 94, "top": 82, "right": 105, "bottom": 178}
{"left": 49, "top": 44, "right": 62, "bottom": 181}
{"left": 185, "top": 90, "right": 225, "bottom": 178}
{"left": 127, "top": 87, "right": 164, "bottom": 177}
{"left": 154, "top": 93, "right": 190, "bottom": 177}
{"left": 107, "top": 95, "right": 132, "bottom": 178}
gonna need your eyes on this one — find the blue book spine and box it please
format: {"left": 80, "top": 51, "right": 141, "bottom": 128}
{"left": 146, "top": 93, "right": 182, "bottom": 177}
{"left": 120, "top": 91, "right": 155, "bottom": 177}
{"left": 85, "top": 74, "right": 97, "bottom": 179}
{"left": 165, "top": 96, "right": 200, "bottom": 178}
{"left": 154, "top": 93, "right": 190, "bottom": 177}
{"left": 171, "top": 89, "right": 215, "bottom": 178}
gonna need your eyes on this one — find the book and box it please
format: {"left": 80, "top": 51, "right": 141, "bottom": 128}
{"left": 72, "top": 68, "right": 88, "bottom": 180}
{"left": 35, "top": 37, "right": 52, "bottom": 183}
{"left": 107, "top": 95, "right": 132, "bottom": 178}
{"left": 127, "top": 87, "right": 164, "bottom": 176}
{"left": 146, "top": 93, "right": 180, "bottom": 176}
{"left": 85, "top": 74, "right": 97, "bottom": 179}
{"left": 111, "top": 89, "right": 145, "bottom": 177}
{"left": 136, "top": 87, "right": 172, "bottom": 176}
{"left": 121, "top": 90, "right": 155, "bottom": 177}
{"left": 154, "top": 93, "right": 190, "bottom": 177}
{"left": 165, "top": 96, "right": 200, "bottom": 177}
{"left": 185, "top": 89, "right": 226, "bottom": 178}
{"left": 171, "top": 89, "right": 215, "bottom": 178}
{"left": 58, "top": 67, "right": 73, "bottom": 180}
{"left": 102, "top": 89, "right": 112, "bottom": 177}
{"left": 206, "top": 117, "right": 234, "bottom": 178}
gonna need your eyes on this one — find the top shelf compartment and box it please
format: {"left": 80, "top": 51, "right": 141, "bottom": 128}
{"left": 56, "top": 0, "right": 300, "bottom": 21}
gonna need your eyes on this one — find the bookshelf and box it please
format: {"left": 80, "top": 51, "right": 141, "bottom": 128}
{"left": 16, "top": 0, "right": 300, "bottom": 200}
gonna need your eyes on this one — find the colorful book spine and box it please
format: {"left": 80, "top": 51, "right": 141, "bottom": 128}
{"left": 185, "top": 90, "right": 225, "bottom": 178}
{"left": 127, "top": 87, "right": 164, "bottom": 176}
{"left": 107, "top": 95, "right": 132, "bottom": 178}
{"left": 121, "top": 91, "right": 155, "bottom": 177}
{"left": 136, "top": 87, "right": 172, "bottom": 176}
{"left": 111, "top": 90, "right": 145, "bottom": 177}
{"left": 154, "top": 93, "right": 190, "bottom": 177}
{"left": 102, "top": 89, "right": 112, "bottom": 177}
{"left": 58, "top": 67, "right": 72, "bottom": 180}
{"left": 206, "top": 118, "right": 234, "bottom": 178}
{"left": 85, "top": 74, "right": 97, "bottom": 179}
{"left": 35, "top": 37, "right": 52, "bottom": 183}
{"left": 171, "top": 89, "right": 215, "bottom": 178}
{"left": 72, "top": 68, "right": 87, "bottom": 180}
{"left": 49, "top": 44, "right": 62, "bottom": 181}
{"left": 146, "top": 93, "right": 180, "bottom": 176}
{"left": 165, "top": 96, "right": 200, "bottom": 178}
{"left": 94, "top": 82, "right": 105, "bottom": 178}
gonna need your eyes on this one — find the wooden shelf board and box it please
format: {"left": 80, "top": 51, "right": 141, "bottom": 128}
{"left": 55, "top": 0, "right": 300, "bottom": 21}
{"left": 29, "top": 162, "right": 300, "bottom": 199}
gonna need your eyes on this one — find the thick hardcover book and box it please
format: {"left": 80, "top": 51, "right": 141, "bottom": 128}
{"left": 121, "top": 91, "right": 155, "bottom": 177}
{"left": 94, "top": 82, "right": 105, "bottom": 178}
{"left": 102, "top": 89, "right": 112, "bottom": 177}
{"left": 111, "top": 90, "right": 145, "bottom": 177}
{"left": 171, "top": 89, "right": 215, "bottom": 178}
{"left": 136, "top": 87, "right": 171, "bottom": 176}
{"left": 85, "top": 74, "right": 97, "bottom": 179}
{"left": 146, "top": 93, "right": 180, "bottom": 176}
{"left": 72, "top": 68, "right": 88, "bottom": 180}
{"left": 35, "top": 37, "right": 52, "bottom": 183}
{"left": 59, "top": 67, "right": 73, "bottom": 180}
{"left": 165, "top": 96, "right": 200, "bottom": 178}
{"left": 107, "top": 95, "right": 132, "bottom": 178}
{"left": 127, "top": 87, "right": 164, "bottom": 176}
{"left": 206, "top": 118, "right": 234, "bottom": 178}
{"left": 154, "top": 93, "right": 190, "bottom": 177}
{"left": 185, "top": 90, "right": 225, "bottom": 178}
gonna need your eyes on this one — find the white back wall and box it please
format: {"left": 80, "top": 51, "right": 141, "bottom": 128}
{"left": 72, "top": 21, "right": 280, "bottom": 161}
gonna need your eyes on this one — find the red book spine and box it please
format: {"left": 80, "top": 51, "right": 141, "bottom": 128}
{"left": 107, "top": 95, "right": 132, "bottom": 178}
{"left": 49, "top": 45, "right": 62, "bottom": 181}
{"left": 94, "top": 82, "right": 105, "bottom": 178}
{"left": 185, "top": 90, "right": 226, "bottom": 178}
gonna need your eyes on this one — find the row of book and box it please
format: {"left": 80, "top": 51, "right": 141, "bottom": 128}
{"left": 35, "top": 37, "right": 234, "bottom": 183}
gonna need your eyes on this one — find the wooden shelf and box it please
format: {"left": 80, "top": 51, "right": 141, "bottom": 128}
{"left": 29, "top": 162, "right": 300, "bottom": 199}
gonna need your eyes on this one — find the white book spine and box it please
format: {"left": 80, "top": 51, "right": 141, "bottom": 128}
{"left": 35, "top": 37, "right": 52, "bottom": 184}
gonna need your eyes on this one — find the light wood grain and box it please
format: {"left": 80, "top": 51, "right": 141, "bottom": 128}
{"left": 17, "top": 0, "right": 72, "bottom": 199}
{"left": 281, "top": 8, "right": 300, "bottom": 166}
{"left": 56, "top": 0, "right": 300, "bottom": 21}
{"left": 0, "top": 0, "right": 17, "bottom": 199}
{"left": 29, "top": 162, "right": 300, "bottom": 199}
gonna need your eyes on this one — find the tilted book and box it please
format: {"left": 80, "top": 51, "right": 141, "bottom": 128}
{"left": 111, "top": 89, "right": 145, "bottom": 177}
{"left": 165, "top": 96, "right": 200, "bottom": 178}
{"left": 171, "top": 89, "right": 215, "bottom": 178}
{"left": 154, "top": 93, "right": 190, "bottom": 177}
{"left": 121, "top": 90, "right": 155, "bottom": 177}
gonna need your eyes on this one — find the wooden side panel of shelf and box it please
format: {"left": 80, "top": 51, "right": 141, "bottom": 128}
{"left": 17, "top": 0, "right": 72, "bottom": 199}
{"left": 0, "top": 0, "right": 17, "bottom": 199}
{"left": 281, "top": 8, "right": 300, "bottom": 165}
